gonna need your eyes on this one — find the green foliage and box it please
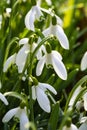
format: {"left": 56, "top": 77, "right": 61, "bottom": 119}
{"left": 0, "top": 0, "right": 87, "bottom": 129}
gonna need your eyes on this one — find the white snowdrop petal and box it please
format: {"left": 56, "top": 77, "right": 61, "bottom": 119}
{"left": 80, "top": 117, "right": 87, "bottom": 123}
{"left": 16, "top": 44, "right": 29, "bottom": 73}
{"left": 2, "top": 107, "right": 19, "bottom": 122}
{"left": 32, "top": 86, "right": 36, "bottom": 100}
{"left": 40, "top": 7, "right": 51, "bottom": 15}
{"left": 52, "top": 51, "right": 62, "bottom": 60}
{"left": 19, "top": 38, "right": 29, "bottom": 45}
{"left": 3, "top": 53, "right": 16, "bottom": 72}
{"left": 81, "top": 52, "right": 87, "bottom": 71}
{"left": 42, "top": 25, "right": 69, "bottom": 50}
{"left": 0, "top": 93, "right": 8, "bottom": 105}
{"left": 39, "top": 83, "right": 57, "bottom": 95}
{"left": 37, "top": 0, "right": 41, "bottom": 6}
{"left": 32, "top": 43, "right": 37, "bottom": 52}
{"left": 52, "top": 54, "right": 67, "bottom": 80}
{"left": 71, "top": 124, "right": 78, "bottom": 130}
{"left": 15, "top": 107, "right": 22, "bottom": 118}
{"left": 83, "top": 92, "right": 87, "bottom": 111}
{"left": 79, "top": 123, "right": 87, "bottom": 130}
{"left": 55, "top": 15, "right": 63, "bottom": 26}
{"left": 45, "top": 0, "right": 52, "bottom": 5}
{"left": 25, "top": 5, "right": 42, "bottom": 31}
{"left": 20, "top": 109, "right": 29, "bottom": 130}
{"left": 36, "top": 87, "right": 51, "bottom": 113}
{"left": 25, "top": 8, "right": 35, "bottom": 31}
{"left": 33, "top": 43, "right": 42, "bottom": 60}
{"left": 35, "top": 6, "right": 43, "bottom": 19}
{"left": 36, "top": 45, "right": 46, "bottom": 60}
{"left": 69, "top": 86, "right": 82, "bottom": 106}
{"left": 40, "top": 8, "right": 63, "bottom": 26}
{"left": 63, "top": 124, "right": 78, "bottom": 130}
{"left": 36, "top": 56, "right": 46, "bottom": 76}
{"left": 43, "top": 26, "right": 51, "bottom": 36}
{"left": 36, "top": 49, "right": 42, "bottom": 60}
{"left": 56, "top": 25, "right": 69, "bottom": 49}
{"left": 17, "top": 65, "right": 25, "bottom": 73}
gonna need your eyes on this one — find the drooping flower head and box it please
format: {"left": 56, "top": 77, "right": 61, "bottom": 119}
{"left": 3, "top": 38, "right": 43, "bottom": 74}
{"left": 2, "top": 107, "right": 29, "bottom": 130}
{"left": 41, "top": 16, "right": 69, "bottom": 50}
{"left": 3, "top": 53, "right": 16, "bottom": 72}
{"left": 25, "top": 1, "right": 43, "bottom": 31}
{"left": 36, "top": 49, "right": 67, "bottom": 80}
{"left": 32, "top": 81, "right": 57, "bottom": 113}
{"left": 16, "top": 38, "right": 43, "bottom": 73}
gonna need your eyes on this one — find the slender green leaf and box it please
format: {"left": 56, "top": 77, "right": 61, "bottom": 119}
{"left": 48, "top": 102, "right": 59, "bottom": 130}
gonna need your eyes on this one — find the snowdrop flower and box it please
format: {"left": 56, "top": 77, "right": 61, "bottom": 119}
{"left": 16, "top": 38, "right": 43, "bottom": 73}
{"left": 77, "top": 92, "right": 87, "bottom": 111}
{"left": 0, "top": 92, "right": 8, "bottom": 105}
{"left": 3, "top": 53, "right": 16, "bottom": 72}
{"left": 32, "top": 82, "right": 57, "bottom": 113}
{"left": 3, "top": 38, "right": 43, "bottom": 73}
{"left": 68, "top": 85, "right": 87, "bottom": 111}
{"left": 37, "top": 15, "right": 69, "bottom": 49}
{"left": 79, "top": 117, "right": 87, "bottom": 130}
{"left": 42, "top": 24, "right": 69, "bottom": 50}
{"left": 25, "top": 3, "right": 43, "bottom": 31}
{"left": 36, "top": 50, "right": 67, "bottom": 80}
{"left": 81, "top": 51, "right": 87, "bottom": 71}
{"left": 68, "top": 84, "right": 87, "bottom": 111}
{"left": 2, "top": 107, "right": 29, "bottom": 130}
{"left": 69, "top": 86, "right": 82, "bottom": 107}
{"left": 62, "top": 123, "right": 78, "bottom": 130}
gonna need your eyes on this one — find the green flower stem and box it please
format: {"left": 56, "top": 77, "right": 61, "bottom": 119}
{"left": 19, "top": 36, "right": 52, "bottom": 121}
{"left": 28, "top": 36, "right": 51, "bottom": 122}
{"left": 28, "top": 80, "right": 34, "bottom": 122}
{"left": 64, "top": 75, "right": 87, "bottom": 113}
{"left": 3, "top": 37, "right": 19, "bottom": 64}
{"left": 28, "top": 44, "right": 34, "bottom": 122}
{"left": 29, "top": 36, "right": 51, "bottom": 75}
{"left": 59, "top": 110, "right": 72, "bottom": 130}
{"left": 21, "top": 36, "right": 51, "bottom": 75}
{"left": 48, "top": 93, "right": 56, "bottom": 104}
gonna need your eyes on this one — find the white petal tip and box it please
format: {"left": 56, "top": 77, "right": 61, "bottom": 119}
{"left": 80, "top": 52, "right": 87, "bottom": 71}
{"left": 0, "top": 93, "right": 9, "bottom": 105}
